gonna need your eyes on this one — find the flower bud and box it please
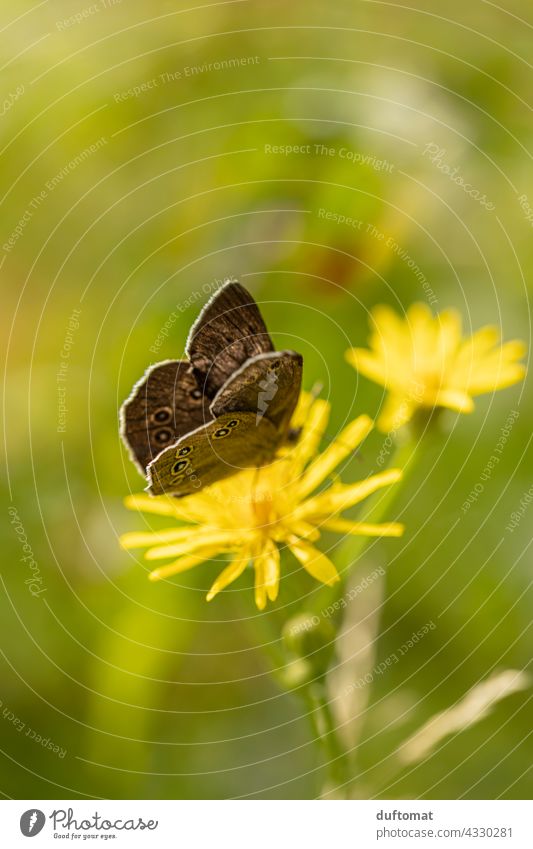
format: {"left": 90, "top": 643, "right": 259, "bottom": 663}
{"left": 282, "top": 612, "right": 336, "bottom": 681}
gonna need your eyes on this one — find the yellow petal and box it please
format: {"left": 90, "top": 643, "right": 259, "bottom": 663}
{"left": 464, "top": 341, "right": 527, "bottom": 394}
{"left": 370, "top": 304, "right": 409, "bottom": 356}
{"left": 254, "top": 558, "right": 267, "bottom": 610}
{"left": 298, "top": 414, "right": 373, "bottom": 498}
{"left": 500, "top": 339, "right": 528, "bottom": 362}
{"left": 148, "top": 549, "right": 222, "bottom": 581}
{"left": 468, "top": 364, "right": 526, "bottom": 395}
{"left": 124, "top": 493, "right": 191, "bottom": 519}
{"left": 290, "top": 397, "right": 331, "bottom": 472}
{"left": 377, "top": 393, "right": 414, "bottom": 433}
{"left": 345, "top": 348, "right": 389, "bottom": 387}
{"left": 289, "top": 390, "right": 315, "bottom": 429}
{"left": 435, "top": 309, "right": 462, "bottom": 364}
{"left": 470, "top": 340, "right": 526, "bottom": 370}
{"left": 435, "top": 388, "right": 475, "bottom": 413}
{"left": 286, "top": 520, "right": 321, "bottom": 542}
{"left": 145, "top": 529, "right": 243, "bottom": 560}
{"left": 296, "top": 468, "right": 403, "bottom": 519}
{"left": 206, "top": 552, "right": 251, "bottom": 601}
{"left": 252, "top": 540, "right": 281, "bottom": 606}
{"left": 462, "top": 325, "right": 500, "bottom": 357}
{"left": 120, "top": 527, "right": 194, "bottom": 550}
{"left": 323, "top": 518, "right": 404, "bottom": 537}
{"left": 407, "top": 303, "right": 437, "bottom": 368}
{"left": 407, "top": 301, "right": 432, "bottom": 327}
{"left": 263, "top": 542, "right": 280, "bottom": 602}
{"left": 251, "top": 539, "right": 280, "bottom": 609}
{"left": 453, "top": 332, "right": 526, "bottom": 395}
{"left": 288, "top": 539, "right": 340, "bottom": 586}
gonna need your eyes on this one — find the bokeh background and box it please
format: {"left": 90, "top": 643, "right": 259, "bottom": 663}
{"left": 1, "top": 0, "right": 531, "bottom": 800}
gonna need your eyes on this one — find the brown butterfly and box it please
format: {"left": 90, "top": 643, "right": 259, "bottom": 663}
{"left": 120, "top": 281, "right": 303, "bottom": 497}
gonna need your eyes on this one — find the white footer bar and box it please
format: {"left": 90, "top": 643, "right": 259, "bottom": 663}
{"left": 1, "top": 799, "right": 530, "bottom": 848}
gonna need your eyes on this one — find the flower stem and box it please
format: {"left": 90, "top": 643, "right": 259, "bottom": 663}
{"left": 304, "top": 679, "right": 352, "bottom": 796}
{"left": 301, "top": 432, "right": 424, "bottom": 790}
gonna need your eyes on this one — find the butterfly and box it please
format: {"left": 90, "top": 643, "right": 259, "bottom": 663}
{"left": 120, "top": 280, "right": 303, "bottom": 497}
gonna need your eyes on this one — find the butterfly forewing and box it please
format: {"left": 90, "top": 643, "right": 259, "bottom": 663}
{"left": 210, "top": 350, "right": 303, "bottom": 436}
{"left": 186, "top": 281, "right": 274, "bottom": 397}
{"left": 120, "top": 360, "right": 211, "bottom": 474}
{"left": 147, "top": 412, "right": 279, "bottom": 497}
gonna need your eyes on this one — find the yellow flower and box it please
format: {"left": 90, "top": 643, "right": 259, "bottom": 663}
{"left": 120, "top": 394, "right": 404, "bottom": 609}
{"left": 346, "top": 303, "right": 526, "bottom": 432}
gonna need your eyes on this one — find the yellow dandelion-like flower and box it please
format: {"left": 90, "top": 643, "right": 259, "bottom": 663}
{"left": 346, "top": 303, "right": 526, "bottom": 432}
{"left": 120, "top": 394, "right": 404, "bottom": 609}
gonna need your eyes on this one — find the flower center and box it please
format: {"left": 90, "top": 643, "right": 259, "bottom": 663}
{"left": 409, "top": 366, "right": 447, "bottom": 405}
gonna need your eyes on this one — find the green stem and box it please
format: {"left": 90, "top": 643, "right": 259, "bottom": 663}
{"left": 303, "top": 679, "right": 352, "bottom": 796}
{"left": 301, "top": 431, "right": 425, "bottom": 789}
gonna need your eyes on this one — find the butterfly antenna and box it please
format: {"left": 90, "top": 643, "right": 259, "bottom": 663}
{"left": 309, "top": 381, "right": 323, "bottom": 401}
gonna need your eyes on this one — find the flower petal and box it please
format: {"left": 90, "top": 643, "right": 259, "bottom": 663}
{"left": 298, "top": 414, "right": 373, "bottom": 498}
{"left": 290, "top": 390, "right": 316, "bottom": 429}
{"left": 435, "top": 388, "right": 474, "bottom": 413}
{"left": 251, "top": 539, "right": 281, "bottom": 608}
{"left": 254, "top": 557, "right": 267, "bottom": 610}
{"left": 263, "top": 542, "right": 281, "bottom": 602}
{"left": 120, "top": 527, "right": 195, "bottom": 550}
{"left": 345, "top": 348, "right": 389, "bottom": 387}
{"left": 285, "top": 520, "right": 321, "bottom": 542}
{"left": 124, "top": 493, "right": 191, "bottom": 518}
{"left": 464, "top": 340, "right": 527, "bottom": 394}
{"left": 148, "top": 548, "right": 223, "bottom": 581}
{"left": 377, "top": 393, "right": 414, "bottom": 433}
{"left": 471, "top": 365, "right": 526, "bottom": 394}
{"left": 296, "top": 468, "right": 403, "bottom": 519}
{"left": 206, "top": 552, "right": 251, "bottom": 601}
{"left": 145, "top": 529, "right": 244, "bottom": 560}
{"left": 288, "top": 539, "right": 340, "bottom": 586}
{"left": 323, "top": 518, "right": 404, "bottom": 537}
{"left": 370, "top": 304, "right": 410, "bottom": 357}
{"left": 436, "top": 309, "right": 462, "bottom": 360}
{"left": 289, "top": 397, "right": 331, "bottom": 473}
{"left": 461, "top": 325, "right": 500, "bottom": 358}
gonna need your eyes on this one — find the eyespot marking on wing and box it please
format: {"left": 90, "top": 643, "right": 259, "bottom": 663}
{"left": 171, "top": 459, "right": 190, "bottom": 475}
{"left": 176, "top": 445, "right": 193, "bottom": 457}
{"left": 214, "top": 426, "right": 231, "bottom": 438}
{"left": 154, "top": 428, "right": 173, "bottom": 445}
{"left": 151, "top": 406, "right": 173, "bottom": 424}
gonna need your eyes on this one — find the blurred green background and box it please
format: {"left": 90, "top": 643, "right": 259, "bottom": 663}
{"left": 1, "top": 0, "right": 531, "bottom": 800}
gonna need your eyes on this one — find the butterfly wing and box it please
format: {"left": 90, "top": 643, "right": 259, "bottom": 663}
{"left": 147, "top": 412, "right": 278, "bottom": 496}
{"left": 186, "top": 280, "right": 274, "bottom": 397}
{"left": 120, "top": 360, "right": 211, "bottom": 474}
{"left": 210, "top": 350, "right": 303, "bottom": 437}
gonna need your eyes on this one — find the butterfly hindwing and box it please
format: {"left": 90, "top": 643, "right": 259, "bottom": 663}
{"left": 210, "top": 350, "right": 303, "bottom": 435}
{"left": 186, "top": 281, "right": 274, "bottom": 397}
{"left": 120, "top": 360, "right": 211, "bottom": 474}
{"left": 147, "top": 412, "right": 278, "bottom": 497}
